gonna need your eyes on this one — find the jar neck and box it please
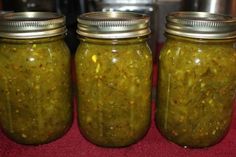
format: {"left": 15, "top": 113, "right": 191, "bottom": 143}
{"left": 166, "top": 34, "right": 236, "bottom": 44}
{"left": 0, "top": 35, "right": 65, "bottom": 44}
{"left": 79, "top": 36, "right": 149, "bottom": 45}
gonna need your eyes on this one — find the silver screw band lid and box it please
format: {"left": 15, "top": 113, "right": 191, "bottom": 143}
{"left": 165, "top": 12, "right": 236, "bottom": 39}
{"left": 0, "top": 12, "right": 66, "bottom": 39}
{"left": 77, "top": 11, "right": 151, "bottom": 39}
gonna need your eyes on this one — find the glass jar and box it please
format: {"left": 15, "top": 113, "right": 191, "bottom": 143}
{"left": 0, "top": 12, "right": 72, "bottom": 145}
{"left": 156, "top": 12, "right": 236, "bottom": 148}
{"left": 75, "top": 12, "right": 152, "bottom": 147}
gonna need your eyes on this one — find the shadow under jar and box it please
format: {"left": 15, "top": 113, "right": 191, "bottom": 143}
{"left": 75, "top": 12, "right": 152, "bottom": 147}
{"left": 0, "top": 12, "right": 73, "bottom": 145}
{"left": 156, "top": 12, "right": 236, "bottom": 148}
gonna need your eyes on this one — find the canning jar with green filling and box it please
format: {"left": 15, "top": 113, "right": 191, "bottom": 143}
{"left": 156, "top": 12, "right": 236, "bottom": 148}
{"left": 0, "top": 12, "right": 72, "bottom": 145}
{"left": 75, "top": 12, "right": 152, "bottom": 147}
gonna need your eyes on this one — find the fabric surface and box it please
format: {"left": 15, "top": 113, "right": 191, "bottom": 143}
{"left": 0, "top": 65, "right": 236, "bottom": 157}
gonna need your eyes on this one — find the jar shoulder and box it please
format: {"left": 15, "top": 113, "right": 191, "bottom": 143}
{"left": 159, "top": 38, "right": 236, "bottom": 66}
{"left": 0, "top": 39, "right": 70, "bottom": 64}
{"left": 76, "top": 41, "right": 152, "bottom": 60}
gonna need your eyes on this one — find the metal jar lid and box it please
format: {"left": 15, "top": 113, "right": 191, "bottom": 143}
{"left": 77, "top": 11, "right": 151, "bottom": 39}
{"left": 0, "top": 12, "right": 66, "bottom": 39}
{"left": 165, "top": 12, "right": 236, "bottom": 39}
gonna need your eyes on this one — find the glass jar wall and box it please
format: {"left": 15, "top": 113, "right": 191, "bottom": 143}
{"left": 156, "top": 12, "right": 236, "bottom": 148}
{"left": 75, "top": 12, "right": 152, "bottom": 147}
{"left": 0, "top": 12, "right": 72, "bottom": 145}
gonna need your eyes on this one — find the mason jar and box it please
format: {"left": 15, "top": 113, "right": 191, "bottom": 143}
{"left": 75, "top": 12, "right": 152, "bottom": 147}
{"left": 0, "top": 12, "right": 72, "bottom": 145}
{"left": 156, "top": 12, "right": 236, "bottom": 148}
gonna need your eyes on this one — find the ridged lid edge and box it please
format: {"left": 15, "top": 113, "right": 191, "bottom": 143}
{"left": 77, "top": 11, "right": 151, "bottom": 39}
{"left": 0, "top": 12, "right": 66, "bottom": 39}
{"left": 165, "top": 12, "right": 236, "bottom": 39}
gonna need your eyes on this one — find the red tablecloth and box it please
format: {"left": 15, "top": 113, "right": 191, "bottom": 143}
{"left": 0, "top": 64, "right": 236, "bottom": 157}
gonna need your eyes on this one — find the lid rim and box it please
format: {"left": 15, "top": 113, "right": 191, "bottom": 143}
{"left": 165, "top": 11, "right": 236, "bottom": 39}
{"left": 165, "top": 29, "right": 236, "bottom": 39}
{"left": 0, "top": 28, "right": 67, "bottom": 39}
{"left": 0, "top": 12, "right": 66, "bottom": 39}
{"left": 77, "top": 29, "right": 151, "bottom": 39}
{"left": 77, "top": 11, "right": 150, "bottom": 39}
